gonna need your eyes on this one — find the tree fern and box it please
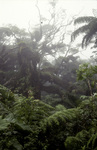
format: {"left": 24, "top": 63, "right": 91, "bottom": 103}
{"left": 42, "top": 108, "right": 78, "bottom": 128}
{"left": 65, "top": 129, "right": 93, "bottom": 150}
{"left": 1, "top": 84, "right": 97, "bottom": 150}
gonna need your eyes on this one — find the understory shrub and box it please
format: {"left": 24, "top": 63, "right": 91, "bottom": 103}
{"left": 0, "top": 84, "right": 97, "bottom": 150}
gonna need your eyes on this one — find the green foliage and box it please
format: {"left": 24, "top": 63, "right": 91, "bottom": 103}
{"left": 87, "top": 132, "right": 97, "bottom": 150}
{"left": 65, "top": 130, "right": 89, "bottom": 150}
{"left": 1, "top": 14, "right": 97, "bottom": 150}
{"left": 65, "top": 136, "right": 82, "bottom": 150}
{"left": 76, "top": 63, "right": 94, "bottom": 81}
{"left": 1, "top": 83, "right": 97, "bottom": 150}
{"left": 65, "top": 127, "right": 97, "bottom": 150}
{"left": 64, "top": 96, "right": 97, "bottom": 150}
{"left": 76, "top": 63, "right": 97, "bottom": 96}
{"left": 55, "top": 104, "right": 66, "bottom": 111}
{"left": 0, "top": 85, "right": 55, "bottom": 149}
{"left": 0, "top": 116, "right": 10, "bottom": 130}
{"left": 0, "top": 84, "right": 14, "bottom": 101}
{"left": 38, "top": 107, "right": 78, "bottom": 149}
{"left": 0, "top": 25, "right": 83, "bottom": 102}
{"left": 14, "top": 96, "right": 54, "bottom": 126}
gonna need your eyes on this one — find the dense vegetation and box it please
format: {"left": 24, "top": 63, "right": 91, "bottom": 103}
{"left": 0, "top": 1, "right": 97, "bottom": 149}
{"left": 0, "top": 84, "right": 97, "bottom": 150}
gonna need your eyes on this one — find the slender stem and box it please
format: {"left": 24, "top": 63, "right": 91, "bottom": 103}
{"left": 35, "top": 0, "right": 42, "bottom": 37}
{"left": 87, "top": 79, "right": 93, "bottom": 101}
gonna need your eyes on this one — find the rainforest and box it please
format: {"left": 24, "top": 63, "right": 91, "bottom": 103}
{"left": 0, "top": 0, "right": 97, "bottom": 150}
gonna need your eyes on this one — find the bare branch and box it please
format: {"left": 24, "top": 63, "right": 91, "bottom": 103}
{"left": 35, "top": 0, "right": 42, "bottom": 38}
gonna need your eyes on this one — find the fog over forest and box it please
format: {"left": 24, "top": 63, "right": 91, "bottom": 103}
{"left": 0, "top": 0, "right": 97, "bottom": 150}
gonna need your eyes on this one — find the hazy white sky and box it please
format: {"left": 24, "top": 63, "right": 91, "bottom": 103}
{"left": 0, "top": 0, "right": 97, "bottom": 58}
{"left": 0, "top": 0, "right": 97, "bottom": 29}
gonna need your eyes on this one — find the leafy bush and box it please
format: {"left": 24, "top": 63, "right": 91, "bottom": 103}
{"left": 0, "top": 84, "right": 97, "bottom": 150}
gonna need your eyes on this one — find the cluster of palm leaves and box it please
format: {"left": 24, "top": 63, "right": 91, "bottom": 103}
{"left": 71, "top": 10, "right": 97, "bottom": 48}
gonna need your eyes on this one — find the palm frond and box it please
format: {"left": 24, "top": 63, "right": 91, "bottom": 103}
{"left": 74, "top": 16, "right": 96, "bottom": 25}
{"left": 82, "top": 20, "right": 97, "bottom": 47}
{"left": 82, "top": 32, "right": 95, "bottom": 48}
{"left": 71, "top": 25, "right": 89, "bottom": 41}
{"left": 82, "top": 34, "right": 89, "bottom": 48}
{"left": 89, "top": 18, "right": 97, "bottom": 28}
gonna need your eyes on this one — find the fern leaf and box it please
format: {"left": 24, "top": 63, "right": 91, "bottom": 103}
{"left": 87, "top": 133, "right": 97, "bottom": 149}
{"left": 0, "top": 116, "right": 9, "bottom": 130}
{"left": 76, "top": 130, "right": 89, "bottom": 141}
